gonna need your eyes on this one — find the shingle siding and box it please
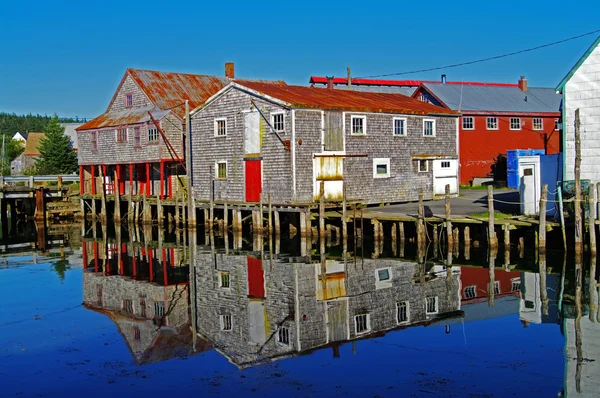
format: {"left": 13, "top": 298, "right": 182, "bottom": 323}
{"left": 109, "top": 75, "right": 152, "bottom": 113}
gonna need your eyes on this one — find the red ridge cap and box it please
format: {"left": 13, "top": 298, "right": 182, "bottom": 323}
{"left": 309, "top": 76, "right": 519, "bottom": 88}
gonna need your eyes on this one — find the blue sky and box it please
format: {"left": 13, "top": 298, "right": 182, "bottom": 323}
{"left": 1, "top": 0, "right": 599, "bottom": 119}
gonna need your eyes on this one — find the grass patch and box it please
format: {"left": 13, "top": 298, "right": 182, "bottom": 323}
{"left": 469, "top": 210, "right": 515, "bottom": 219}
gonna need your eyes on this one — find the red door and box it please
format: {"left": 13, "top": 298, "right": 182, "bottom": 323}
{"left": 245, "top": 160, "right": 262, "bottom": 202}
{"left": 247, "top": 257, "right": 265, "bottom": 298}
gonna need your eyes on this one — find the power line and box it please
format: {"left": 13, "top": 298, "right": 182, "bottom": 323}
{"left": 357, "top": 30, "right": 600, "bottom": 79}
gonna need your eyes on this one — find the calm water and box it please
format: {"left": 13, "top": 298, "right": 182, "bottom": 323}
{"left": 0, "top": 222, "right": 598, "bottom": 397}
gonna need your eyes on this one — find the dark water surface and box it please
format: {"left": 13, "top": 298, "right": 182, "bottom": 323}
{"left": 0, "top": 222, "right": 597, "bottom": 397}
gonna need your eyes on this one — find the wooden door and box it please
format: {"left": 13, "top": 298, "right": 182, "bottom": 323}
{"left": 247, "top": 256, "right": 265, "bottom": 298}
{"left": 245, "top": 160, "right": 262, "bottom": 202}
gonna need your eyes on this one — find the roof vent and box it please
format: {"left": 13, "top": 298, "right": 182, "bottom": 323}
{"left": 441, "top": 74, "right": 447, "bottom": 84}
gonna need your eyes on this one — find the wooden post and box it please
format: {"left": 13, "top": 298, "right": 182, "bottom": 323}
{"left": 274, "top": 210, "right": 280, "bottom": 237}
{"left": 342, "top": 182, "right": 347, "bottom": 245}
{"left": 558, "top": 186, "right": 567, "bottom": 252}
{"left": 391, "top": 223, "right": 397, "bottom": 256}
{"left": 127, "top": 188, "right": 134, "bottom": 224}
{"left": 487, "top": 185, "right": 496, "bottom": 248}
{"left": 224, "top": 201, "right": 229, "bottom": 232}
{"left": 268, "top": 193, "right": 272, "bottom": 235}
{"left": 464, "top": 225, "right": 471, "bottom": 261}
{"left": 99, "top": 166, "right": 107, "bottom": 223}
{"left": 433, "top": 223, "right": 438, "bottom": 252}
{"left": 57, "top": 175, "right": 63, "bottom": 190}
{"left": 445, "top": 184, "right": 453, "bottom": 247}
{"left": 519, "top": 236, "right": 525, "bottom": 259}
{"left": 589, "top": 185, "right": 597, "bottom": 257}
{"left": 453, "top": 227, "right": 459, "bottom": 256}
{"left": 319, "top": 181, "right": 325, "bottom": 242}
{"left": 114, "top": 171, "right": 121, "bottom": 224}
{"left": 504, "top": 223, "right": 510, "bottom": 270}
{"left": 575, "top": 108, "right": 583, "bottom": 264}
{"left": 488, "top": 247, "right": 496, "bottom": 308}
{"left": 417, "top": 189, "right": 424, "bottom": 249}
{"left": 539, "top": 184, "right": 548, "bottom": 254}
{"left": 142, "top": 193, "right": 150, "bottom": 224}
{"left": 299, "top": 210, "right": 306, "bottom": 238}
{"left": 539, "top": 252, "right": 549, "bottom": 316}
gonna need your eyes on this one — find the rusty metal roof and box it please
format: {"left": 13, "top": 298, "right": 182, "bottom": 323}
{"left": 236, "top": 82, "right": 459, "bottom": 115}
{"left": 128, "top": 69, "right": 230, "bottom": 119}
{"left": 76, "top": 107, "right": 169, "bottom": 131}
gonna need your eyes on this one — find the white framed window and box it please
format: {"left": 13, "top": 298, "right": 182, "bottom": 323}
{"left": 441, "top": 161, "right": 451, "bottom": 168}
{"left": 396, "top": 301, "right": 409, "bottom": 324}
{"left": 351, "top": 115, "right": 366, "bottom": 135}
{"left": 373, "top": 158, "right": 390, "bottom": 179}
{"left": 277, "top": 327, "right": 290, "bottom": 345}
{"left": 125, "top": 93, "right": 133, "bottom": 107}
{"left": 148, "top": 126, "right": 159, "bottom": 142}
{"left": 510, "top": 118, "right": 521, "bottom": 130}
{"left": 220, "top": 314, "right": 232, "bottom": 331}
{"left": 486, "top": 117, "right": 498, "bottom": 130}
{"left": 418, "top": 159, "right": 429, "bottom": 173}
{"left": 393, "top": 117, "right": 407, "bottom": 136}
{"left": 423, "top": 119, "right": 436, "bottom": 136}
{"left": 354, "top": 314, "right": 370, "bottom": 335}
{"left": 214, "top": 117, "right": 227, "bottom": 137}
{"left": 533, "top": 118, "right": 543, "bottom": 130}
{"left": 122, "top": 299, "right": 133, "bottom": 314}
{"left": 426, "top": 296, "right": 438, "bottom": 314}
{"left": 116, "top": 127, "right": 127, "bottom": 143}
{"left": 462, "top": 117, "right": 474, "bottom": 130}
{"left": 494, "top": 281, "right": 500, "bottom": 295}
{"left": 90, "top": 131, "right": 98, "bottom": 152}
{"left": 511, "top": 278, "right": 521, "bottom": 292}
{"left": 375, "top": 267, "right": 393, "bottom": 289}
{"left": 271, "top": 112, "right": 285, "bottom": 132}
{"left": 216, "top": 161, "right": 227, "bottom": 180}
{"left": 464, "top": 285, "right": 476, "bottom": 299}
{"left": 219, "top": 271, "right": 230, "bottom": 288}
{"left": 134, "top": 127, "right": 141, "bottom": 147}
{"left": 555, "top": 118, "right": 561, "bottom": 131}
{"left": 154, "top": 301, "right": 165, "bottom": 318}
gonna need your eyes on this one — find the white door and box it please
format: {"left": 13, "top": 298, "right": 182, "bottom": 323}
{"left": 433, "top": 159, "right": 458, "bottom": 196}
{"left": 519, "top": 156, "right": 540, "bottom": 215}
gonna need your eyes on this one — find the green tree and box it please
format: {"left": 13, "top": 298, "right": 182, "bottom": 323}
{"left": 34, "top": 115, "right": 78, "bottom": 175}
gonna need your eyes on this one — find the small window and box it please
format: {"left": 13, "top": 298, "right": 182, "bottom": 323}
{"left": 373, "top": 158, "right": 390, "bottom": 179}
{"left": 494, "top": 281, "right": 500, "bottom": 295}
{"left": 441, "top": 161, "right": 450, "bottom": 168}
{"left": 418, "top": 159, "right": 429, "bottom": 173}
{"left": 397, "top": 301, "right": 409, "bottom": 323}
{"left": 486, "top": 117, "right": 498, "bottom": 130}
{"left": 125, "top": 93, "right": 133, "bottom": 107}
{"left": 215, "top": 118, "right": 227, "bottom": 137}
{"left": 271, "top": 112, "right": 285, "bottom": 132}
{"left": 220, "top": 314, "right": 232, "bottom": 331}
{"left": 354, "top": 314, "right": 370, "bottom": 334}
{"left": 510, "top": 118, "right": 521, "bottom": 130}
{"left": 393, "top": 117, "right": 407, "bottom": 136}
{"left": 123, "top": 299, "right": 133, "bottom": 314}
{"left": 426, "top": 296, "right": 438, "bottom": 314}
{"left": 91, "top": 131, "right": 98, "bottom": 152}
{"left": 376, "top": 268, "right": 391, "bottom": 282}
{"left": 462, "top": 117, "right": 474, "bottom": 130}
{"left": 148, "top": 126, "right": 159, "bottom": 142}
{"left": 555, "top": 118, "right": 561, "bottom": 131}
{"left": 511, "top": 278, "right": 521, "bottom": 292}
{"left": 133, "top": 326, "right": 141, "bottom": 340}
{"left": 216, "top": 162, "right": 227, "bottom": 180}
{"left": 277, "top": 327, "right": 290, "bottom": 345}
{"left": 351, "top": 115, "right": 366, "bottom": 135}
{"left": 96, "top": 284, "right": 103, "bottom": 306}
{"left": 134, "top": 127, "right": 141, "bottom": 147}
{"left": 464, "top": 285, "right": 476, "bottom": 299}
{"left": 525, "top": 300, "right": 535, "bottom": 309}
{"left": 139, "top": 297, "right": 147, "bottom": 318}
{"left": 154, "top": 301, "right": 165, "bottom": 318}
{"left": 423, "top": 119, "right": 436, "bottom": 136}
{"left": 220, "top": 271, "right": 230, "bottom": 288}
{"left": 533, "top": 118, "right": 543, "bottom": 130}
{"left": 116, "top": 127, "right": 127, "bottom": 143}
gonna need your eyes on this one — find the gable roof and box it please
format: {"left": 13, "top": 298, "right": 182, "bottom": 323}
{"left": 23, "top": 132, "right": 45, "bottom": 156}
{"left": 556, "top": 35, "right": 600, "bottom": 91}
{"left": 417, "top": 83, "right": 561, "bottom": 114}
{"left": 76, "top": 106, "right": 170, "bottom": 131}
{"left": 226, "top": 81, "right": 459, "bottom": 116}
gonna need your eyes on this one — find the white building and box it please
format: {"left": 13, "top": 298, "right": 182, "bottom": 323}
{"left": 556, "top": 35, "right": 600, "bottom": 182}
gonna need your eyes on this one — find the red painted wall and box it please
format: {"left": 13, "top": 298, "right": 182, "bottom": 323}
{"left": 460, "top": 267, "right": 520, "bottom": 301}
{"left": 460, "top": 115, "right": 560, "bottom": 184}
{"left": 247, "top": 257, "right": 265, "bottom": 298}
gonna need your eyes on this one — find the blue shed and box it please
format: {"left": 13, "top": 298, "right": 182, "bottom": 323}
{"left": 507, "top": 149, "right": 546, "bottom": 189}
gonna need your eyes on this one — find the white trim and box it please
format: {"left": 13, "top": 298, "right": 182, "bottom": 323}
{"left": 396, "top": 301, "right": 410, "bottom": 324}
{"left": 425, "top": 296, "right": 439, "bottom": 314}
{"left": 392, "top": 117, "right": 407, "bottom": 136}
{"left": 418, "top": 159, "right": 429, "bottom": 173}
{"left": 214, "top": 117, "right": 227, "bottom": 137}
{"left": 532, "top": 117, "right": 543, "bottom": 131}
{"left": 215, "top": 160, "right": 227, "bottom": 180}
{"left": 486, "top": 117, "right": 499, "bottom": 130}
{"left": 270, "top": 110, "right": 285, "bottom": 133}
{"left": 375, "top": 266, "right": 393, "bottom": 290}
{"left": 423, "top": 119, "right": 436, "bottom": 137}
{"left": 350, "top": 115, "right": 366, "bottom": 135}
{"left": 219, "top": 314, "right": 233, "bottom": 331}
{"left": 462, "top": 116, "right": 475, "bottom": 130}
{"left": 373, "top": 158, "right": 391, "bottom": 179}
{"left": 509, "top": 117, "right": 522, "bottom": 130}
{"left": 353, "top": 313, "right": 371, "bottom": 335}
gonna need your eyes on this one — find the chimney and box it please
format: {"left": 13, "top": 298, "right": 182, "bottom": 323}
{"left": 347, "top": 66, "right": 352, "bottom": 89}
{"left": 326, "top": 76, "right": 334, "bottom": 90}
{"left": 518, "top": 75, "right": 528, "bottom": 92}
{"left": 441, "top": 74, "right": 447, "bottom": 84}
{"left": 225, "top": 62, "right": 235, "bottom": 79}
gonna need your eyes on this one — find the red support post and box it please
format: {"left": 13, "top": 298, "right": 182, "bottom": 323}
{"left": 80, "top": 166, "right": 84, "bottom": 195}
{"left": 93, "top": 242, "right": 98, "bottom": 272}
{"left": 146, "top": 163, "right": 151, "bottom": 196}
{"left": 82, "top": 241, "right": 88, "bottom": 267}
{"left": 117, "top": 164, "right": 124, "bottom": 195}
{"left": 167, "top": 163, "right": 173, "bottom": 199}
{"left": 160, "top": 161, "right": 164, "bottom": 200}
{"left": 132, "top": 251, "right": 137, "bottom": 279}
{"left": 91, "top": 165, "right": 96, "bottom": 195}
{"left": 129, "top": 164, "right": 133, "bottom": 194}
{"left": 148, "top": 249, "right": 154, "bottom": 282}
{"left": 102, "top": 165, "right": 108, "bottom": 194}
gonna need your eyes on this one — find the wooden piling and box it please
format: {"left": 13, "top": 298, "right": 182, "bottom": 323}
{"left": 539, "top": 184, "right": 548, "bottom": 254}
{"left": 433, "top": 223, "right": 438, "bottom": 251}
{"left": 417, "top": 189, "right": 425, "bottom": 249}
{"left": 99, "top": 166, "right": 107, "bottom": 223}
{"left": 488, "top": 247, "right": 496, "bottom": 308}
{"left": 391, "top": 223, "right": 397, "bottom": 256}
{"left": 299, "top": 210, "right": 306, "bottom": 238}
{"left": 539, "top": 252, "right": 549, "bottom": 316}
{"left": 504, "top": 223, "right": 511, "bottom": 270}
{"left": 487, "top": 185, "right": 497, "bottom": 248}
{"left": 519, "top": 237, "right": 525, "bottom": 259}
{"left": 445, "top": 184, "right": 453, "bottom": 247}
{"left": 342, "top": 182, "right": 347, "bottom": 244}
{"left": 589, "top": 184, "right": 597, "bottom": 257}
{"left": 268, "top": 193, "right": 273, "bottom": 235}
{"left": 274, "top": 210, "right": 280, "bottom": 237}
{"left": 319, "top": 181, "right": 325, "bottom": 242}
{"left": 223, "top": 201, "right": 229, "bottom": 232}
{"left": 575, "top": 108, "right": 583, "bottom": 263}
{"left": 209, "top": 183, "right": 214, "bottom": 232}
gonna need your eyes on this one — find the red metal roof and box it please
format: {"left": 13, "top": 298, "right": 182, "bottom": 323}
{"left": 76, "top": 107, "right": 169, "bottom": 131}
{"left": 236, "top": 82, "right": 459, "bottom": 115}
{"left": 309, "top": 76, "right": 518, "bottom": 88}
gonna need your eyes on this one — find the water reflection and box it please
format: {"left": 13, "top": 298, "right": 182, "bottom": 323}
{"left": 77, "top": 223, "right": 600, "bottom": 395}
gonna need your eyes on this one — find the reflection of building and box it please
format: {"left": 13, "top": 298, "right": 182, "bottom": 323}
{"left": 519, "top": 272, "right": 559, "bottom": 325}
{"left": 460, "top": 267, "right": 521, "bottom": 321}
{"left": 193, "top": 249, "right": 462, "bottom": 369}
{"left": 82, "top": 235, "right": 209, "bottom": 365}
{"left": 564, "top": 317, "right": 600, "bottom": 396}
